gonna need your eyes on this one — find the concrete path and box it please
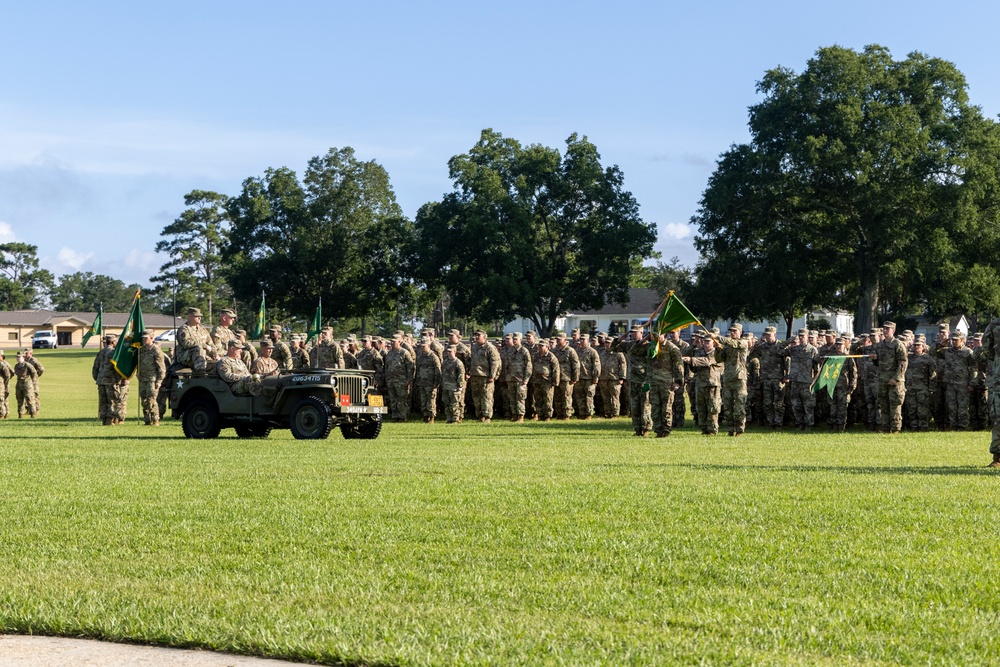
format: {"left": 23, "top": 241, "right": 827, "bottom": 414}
{"left": 0, "top": 635, "right": 311, "bottom": 666}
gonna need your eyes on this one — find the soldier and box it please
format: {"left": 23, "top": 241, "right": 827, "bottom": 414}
{"left": 93, "top": 334, "right": 115, "bottom": 423}
{"left": 343, "top": 336, "right": 360, "bottom": 369}
{"left": 250, "top": 339, "right": 280, "bottom": 377}
{"left": 552, "top": 333, "right": 580, "bottom": 420}
{"left": 505, "top": 332, "right": 532, "bottom": 422}
{"left": 216, "top": 340, "right": 264, "bottom": 396}
{"left": 95, "top": 333, "right": 128, "bottom": 425}
{"left": 137, "top": 331, "right": 167, "bottom": 426}
{"left": 23, "top": 349, "right": 43, "bottom": 414}
{"left": 871, "top": 321, "right": 908, "bottom": 434}
{"left": 645, "top": 333, "right": 684, "bottom": 437}
{"left": 815, "top": 331, "right": 837, "bottom": 427}
{"left": 357, "top": 336, "right": 385, "bottom": 390}
{"left": 0, "top": 350, "right": 12, "bottom": 419}
{"left": 707, "top": 324, "right": 750, "bottom": 436}
{"left": 981, "top": 317, "right": 1000, "bottom": 466}
{"left": 619, "top": 327, "right": 652, "bottom": 436}
{"left": 970, "top": 333, "right": 990, "bottom": 430}
{"left": 235, "top": 329, "right": 257, "bottom": 369}
{"left": 782, "top": 329, "right": 819, "bottom": 431}
{"left": 309, "top": 327, "right": 345, "bottom": 369}
{"left": 176, "top": 307, "right": 215, "bottom": 371}
{"left": 572, "top": 334, "right": 601, "bottom": 419}
{"left": 937, "top": 331, "right": 975, "bottom": 430}
{"left": 441, "top": 345, "right": 466, "bottom": 424}
{"left": 414, "top": 337, "right": 442, "bottom": 423}
{"left": 425, "top": 329, "right": 445, "bottom": 360}
{"left": 266, "top": 325, "right": 293, "bottom": 371}
{"left": 467, "top": 329, "right": 502, "bottom": 422}
{"left": 531, "top": 339, "right": 560, "bottom": 420}
{"left": 14, "top": 352, "right": 38, "bottom": 418}
{"left": 665, "top": 330, "right": 691, "bottom": 426}
{"left": 496, "top": 334, "right": 513, "bottom": 420}
{"left": 598, "top": 335, "right": 626, "bottom": 419}
{"left": 445, "top": 329, "right": 472, "bottom": 418}
{"left": 290, "top": 335, "right": 310, "bottom": 370}
{"left": 827, "top": 337, "right": 857, "bottom": 433}
{"left": 750, "top": 326, "right": 789, "bottom": 430}
{"left": 684, "top": 336, "right": 723, "bottom": 435}
{"left": 210, "top": 308, "right": 238, "bottom": 354}
{"left": 905, "top": 334, "right": 936, "bottom": 431}
{"left": 930, "top": 323, "right": 951, "bottom": 429}
{"left": 862, "top": 328, "right": 882, "bottom": 430}
{"left": 384, "top": 333, "right": 415, "bottom": 422}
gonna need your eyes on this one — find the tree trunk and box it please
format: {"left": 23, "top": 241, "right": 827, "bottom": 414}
{"left": 855, "top": 248, "right": 878, "bottom": 334}
{"left": 783, "top": 311, "right": 795, "bottom": 340}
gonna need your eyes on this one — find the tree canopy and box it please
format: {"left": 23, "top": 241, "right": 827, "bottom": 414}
{"left": 692, "top": 45, "right": 1000, "bottom": 332}
{"left": 414, "top": 129, "right": 657, "bottom": 336}
{"left": 49, "top": 272, "right": 143, "bottom": 312}
{"left": 0, "top": 242, "right": 54, "bottom": 310}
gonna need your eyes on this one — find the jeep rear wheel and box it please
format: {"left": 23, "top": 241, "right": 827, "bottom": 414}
{"left": 290, "top": 396, "right": 333, "bottom": 439}
{"left": 235, "top": 424, "right": 272, "bottom": 439}
{"left": 341, "top": 414, "right": 382, "bottom": 440}
{"left": 182, "top": 399, "right": 221, "bottom": 439}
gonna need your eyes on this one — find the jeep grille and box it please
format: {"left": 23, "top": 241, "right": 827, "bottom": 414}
{"left": 339, "top": 376, "right": 366, "bottom": 404}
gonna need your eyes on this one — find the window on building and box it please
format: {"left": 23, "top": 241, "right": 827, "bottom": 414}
{"left": 579, "top": 320, "right": 597, "bottom": 335}
{"left": 609, "top": 320, "right": 628, "bottom": 335}
{"left": 8, "top": 333, "right": 17, "bottom": 341}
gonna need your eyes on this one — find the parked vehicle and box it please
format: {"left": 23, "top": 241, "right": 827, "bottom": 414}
{"left": 155, "top": 329, "right": 176, "bottom": 342}
{"left": 32, "top": 330, "right": 58, "bottom": 349}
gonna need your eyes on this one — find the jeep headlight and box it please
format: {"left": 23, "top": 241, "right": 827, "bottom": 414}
{"left": 361, "top": 378, "right": 368, "bottom": 389}
{"left": 330, "top": 377, "right": 338, "bottom": 388}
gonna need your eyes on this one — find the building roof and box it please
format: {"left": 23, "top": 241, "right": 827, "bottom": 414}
{"left": 0, "top": 309, "right": 178, "bottom": 328}
{"left": 563, "top": 288, "right": 665, "bottom": 317}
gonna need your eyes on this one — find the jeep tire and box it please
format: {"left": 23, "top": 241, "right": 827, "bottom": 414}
{"left": 290, "top": 396, "right": 333, "bottom": 440}
{"left": 182, "top": 399, "right": 222, "bottom": 439}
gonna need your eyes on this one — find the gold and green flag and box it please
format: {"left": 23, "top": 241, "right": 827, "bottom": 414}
{"left": 250, "top": 292, "right": 265, "bottom": 340}
{"left": 81, "top": 303, "right": 103, "bottom": 348}
{"left": 812, "top": 356, "right": 847, "bottom": 399}
{"left": 307, "top": 299, "right": 322, "bottom": 343}
{"left": 110, "top": 290, "right": 145, "bottom": 379}
{"left": 648, "top": 291, "right": 701, "bottom": 358}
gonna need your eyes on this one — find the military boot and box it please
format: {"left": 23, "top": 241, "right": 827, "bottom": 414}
{"left": 988, "top": 454, "right": 1000, "bottom": 468}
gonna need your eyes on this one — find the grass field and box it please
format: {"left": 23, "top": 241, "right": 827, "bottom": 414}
{"left": 1, "top": 349, "right": 998, "bottom": 665}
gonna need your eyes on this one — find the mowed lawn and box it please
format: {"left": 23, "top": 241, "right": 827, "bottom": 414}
{"left": 1, "top": 349, "right": 998, "bottom": 666}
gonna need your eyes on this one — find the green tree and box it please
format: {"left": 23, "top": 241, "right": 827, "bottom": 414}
{"left": 150, "top": 190, "right": 231, "bottom": 319}
{"left": 50, "top": 272, "right": 143, "bottom": 312}
{"left": 0, "top": 242, "right": 54, "bottom": 310}
{"left": 414, "top": 129, "right": 657, "bottom": 336}
{"left": 223, "top": 148, "right": 417, "bottom": 325}
{"left": 633, "top": 256, "right": 694, "bottom": 300}
{"left": 693, "top": 45, "right": 1000, "bottom": 333}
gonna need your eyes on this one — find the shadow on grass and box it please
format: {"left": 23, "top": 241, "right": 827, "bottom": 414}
{"left": 598, "top": 462, "right": 1000, "bottom": 476}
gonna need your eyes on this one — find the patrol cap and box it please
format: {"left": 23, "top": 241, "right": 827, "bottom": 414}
{"left": 824, "top": 330, "right": 836, "bottom": 338}
{"left": 0, "top": 350, "right": 4, "bottom": 357}
{"left": 186, "top": 307, "right": 203, "bottom": 317}
{"left": 729, "top": 323, "right": 743, "bottom": 332}
{"left": 869, "top": 328, "right": 880, "bottom": 336}
{"left": 139, "top": 330, "right": 152, "bottom": 338}
{"left": 882, "top": 321, "right": 897, "bottom": 329}
{"left": 269, "top": 325, "right": 282, "bottom": 333}
{"left": 555, "top": 332, "right": 567, "bottom": 339}
{"left": 525, "top": 330, "right": 537, "bottom": 338}
{"left": 938, "top": 323, "right": 950, "bottom": 331}
{"left": 220, "top": 308, "right": 236, "bottom": 318}
{"left": 836, "top": 336, "right": 850, "bottom": 345}
{"left": 951, "top": 332, "right": 965, "bottom": 339}
{"left": 764, "top": 326, "right": 777, "bottom": 334}
{"left": 710, "top": 328, "right": 721, "bottom": 335}
{"left": 972, "top": 333, "right": 983, "bottom": 340}
{"left": 447, "top": 329, "right": 462, "bottom": 338}
{"left": 503, "top": 333, "right": 512, "bottom": 340}
{"left": 445, "top": 344, "right": 457, "bottom": 352}
{"left": 797, "top": 328, "right": 809, "bottom": 336}
{"left": 914, "top": 334, "right": 927, "bottom": 344}
{"left": 571, "top": 328, "right": 580, "bottom": 335}
{"left": 630, "top": 325, "right": 643, "bottom": 332}
{"left": 512, "top": 331, "right": 522, "bottom": 339}
{"left": 104, "top": 332, "right": 118, "bottom": 341}
{"left": 391, "top": 333, "right": 403, "bottom": 341}
{"left": 473, "top": 328, "right": 487, "bottom": 336}
{"left": 235, "top": 329, "right": 247, "bottom": 336}
{"left": 361, "top": 335, "right": 372, "bottom": 342}
{"left": 902, "top": 329, "right": 914, "bottom": 338}
{"left": 260, "top": 339, "right": 273, "bottom": 349}
{"left": 741, "top": 332, "right": 752, "bottom": 340}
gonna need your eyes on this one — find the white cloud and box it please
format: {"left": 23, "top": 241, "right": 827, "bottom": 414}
{"left": 0, "top": 221, "right": 16, "bottom": 242}
{"left": 661, "top": 222, "right": 692, "bottom": 240}
{"left": 123, "top": 248, "right": 157, "bottom": 272}
{"left": 57, "top": 247, "right": 94, "bottom": 271}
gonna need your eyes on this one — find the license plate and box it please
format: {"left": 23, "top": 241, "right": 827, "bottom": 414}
{"left": 367, "top": 394, "right": 384, "bottom": 407}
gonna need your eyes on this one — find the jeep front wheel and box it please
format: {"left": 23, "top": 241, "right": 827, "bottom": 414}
{"left": 290, "top": 396, "right": 333, "bottom": 440}
{"left": 341, "top": 414, "right": 382, "bottom": 440}
{"left": 182, "top": 399, "right": 221, "bottom": 439}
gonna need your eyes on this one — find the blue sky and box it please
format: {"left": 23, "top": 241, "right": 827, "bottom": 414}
{"left": 2, "top": 1, "right": 999, "bottom": 288}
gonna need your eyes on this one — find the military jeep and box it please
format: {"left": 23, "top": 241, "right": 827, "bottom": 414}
{"left": 166, "top": 367, "right": 387, "bottom": 440}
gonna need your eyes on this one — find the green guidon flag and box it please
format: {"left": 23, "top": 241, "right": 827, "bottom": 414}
{"left": 81, "top": 304, "right": 103, "bottom": 348}
{"left": 647, "top": 291, "right": 701, "bottom": 358}
{"left": 307, "top": 299, "right": 322, "bottom": 343}
{"left": 812, "top": 356, "right": 847, "bottom": 399}
{"left": 250, "top": 292, "right": 265, "bottom": 340}
{"left": 110, "top": 291, "right": 145, "bottom": 379}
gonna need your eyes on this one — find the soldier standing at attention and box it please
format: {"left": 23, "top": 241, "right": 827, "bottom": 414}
{"left": 446, "top": 329, "right": 472, "bottom": 418}
{"left": 530, "top": 339, "right": 560, "bottom": 421}
{"left": 309, "top": 327, "right": 345, "bottom": 369}
{"left": 750, "top": 327, "right": 789, "bottom": 430}
{"left": 176, "top": 307, "right": 215, "bottom": 371}
{"left": 684, "top": 336, "right": 723, "bottom": 435}
{"left": 357, "top": 336, "right": 384, "bottom": 389}
{"left": 707, "top": 324, "right": 750, "bottom": 436}
{"left": 267, "top": 325, "right": 293, "bottom": 371}
{"left": 467, "top": 329, "right": 502, "bottom": 423}
{"left": 617, "top": 327, "right": 652, "bottom": 436}
{"left": 828, "top": 337, "right": 857, "bottom": 433}
{"left": 969, "top": 333, "right": 990, "bottom": 430}
{"left": 552, "top": 332, "right": 580, "bottom": 420}
{"left": 23, "top": 349, "right": 44, "bottom": 415}
{"left": 505, "top": 332, "right": 532, "bottom": 422}
{"left": 905, "top": 334, "right": 936, "bottom": 431}
{"left": 644, "top": 333, "right": 684, "bottom": 438}
{"left": 441, "top": 345, "right": 466, "bottom": 424}
{"left": 782, "top": 329, "right": 820, "bottom": 432}
{"left": 668, "top": 330, "right": 691, "bottom": 427}
{"left": 250, "top": 340, "right": 280, "bottom": 377}
{"left": 414, "top": 336, "right": 442, "bottom": 423}
{"left": 871, "top": 321, "right": 908, "bottom": 434}
{"left": 937, "top": 331, "right": 975, "bottom": 431}
{"left": 384, "top": 333, "right": 415, "bottom": 422}
{"left": 138, "top": 331, "right": 167, "bottom": 426}
{"left": 0, "top": 350, "right": 12, "bottom": 419}
{"left": 13, "top": 352, "right": 38, "bottom": 419}
{"left": 980, "top": 317, "right": 1000, "bottom": 466}
{"left": 93, "top": 334, "right": 115, "bottom": 424}
{"left": 598, "top": 335, "right": 626, "bottom": 419}
{"left": 572, "top": 334, "right": 601, "bottom": 420}
{"left": 96, "top": 334, "right": 129, "bottom": 425}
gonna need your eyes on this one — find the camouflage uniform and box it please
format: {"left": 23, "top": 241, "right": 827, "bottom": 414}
{"left": 714, "top": 329, "right": 750, "bottom": 435}
{"left": 96, "top": 344, "right": 128, "bottom": 424}
{"left": 211, "top": 326, "right": 238, "bottom": 357}
{"left": 216, "top": 355, "right": 263, "bottom": 396}
{"left": 384, "top": 344, "right": 415, "bottom": 422}
{"left": 645, "top": 338, "right": 683, "bottom": 437}
{"left": 0, "top": 355, "right": 12, "bottom": 419}
{"left": 827, "top": 351, "right": 857, "bottom": 432}
{"left": 782, "top": 335, "right": 819, "bottom": 429}
{"left": 310, "top": 338, "right": 345, "bottom": 369}
{"left": 250, "top": 355, "right": 279, "bottom": 376}
{"left": 25, "top": 354, "right": 43, "bottom": 414}
{"left": 468, "top": 335, "right": 502, "bottom": 421}
{"left": 688, "top": 348, "right": 723, "bottom": 435}
{"left": 177, "top": 322, "right": 214, "bottom": 371}
{"left": 937, "top": 339, "right": 975, "bottom": 430}
{"left": 553, "top": 340, "right": 580, "bottom": 419}
{"left": 622, "top": 337, "right": 652, "bottom": 435}
{"left": 505, "top": 339, "right": 532, "bottom": 421}
{"left": 530, "top": 344, "right": 560, "bottom": 420}
{"left": 138, "top": 341, "right": 167, "bottom": 424}
{"left": 670, "top": 336, "right": 691, "bottom": 427}
{"left": 13, "top": 357, "right": 38, "bottom": 418}
{"left": 749, "top": 333, "right": 789, "bottom": 428}
{"left": 572, "top": 339, "right": 601, "bottom": 419}
{"left": 442, "top": 353, "right": 466, "bottom": 423}
{"left": 981, "top": 318, "right": 1000, "bottom": 464}
{"left": 860, "top": 340, "right": 880, "bottom": 430}
{"left": 873, "top": 327, "right": 908, "bottom": 433}
{"left": 905, "top": 345, "right": 936, "bottom": 431}
{"left": 971, "top": 342, "right": 990, "bottom": 430}
{"left": 598, "top": 344, "right": 626, "bottom": 418}
{"left": 414, "top": 347, "right": 442, "bottom": 423}
{"left": 269, "top": 330, "right": 294, "bottom": 372}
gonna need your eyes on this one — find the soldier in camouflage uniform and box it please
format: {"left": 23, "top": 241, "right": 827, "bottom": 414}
{"left": 598, "top": 336, "right": 626, "bottom": 419}
{"left": 667, "top": 330, "right": 690, "bottom": 427}
{"left": 138, "top": 331, "right": 167, "bottom": 425}
{"left": 414, "top": 337, "right": 442, "bottom": 423}
{"left": 619, "top": 327, "right": 652, "bottom": 436}
{"left": 686, "top": 333, "right": 705, "bottom": 426}
{"left": 216, "top": 340, "right": 264, "bottom": 396}
{"left": 861, "top": 329, "right": 881, "bottom": 430}
{"left": 442, "top": 345, "right": 466, "bottom": 424}
{"left": 685, "top": 336, "right": 723, "bottom": 435}
{"left": 531, "top": 339, "right": 560, "bottom": 420}
{"left": 23, "top": 349, "right": 43, "bottom": 414}
{"left": 235, "top": 329, "right": 257, "bottom": 369}
{"left": 14, "top": 352, "right": 38, "bottom": 418}
{"left": 572, "top": 334, "right": 601, "bottom": 420}
{"left": 176, "top": 307, "right": 215, "bottom": 371}
{"left": 309, "top": 327, "right": 345, "bottom": 369}
{"left": 981, "top": 317, "right": 1000, "bottom": 466}
{"left": 871, "top": 321, "right": 908, "bottom": 434}
{"left": 385, "top": 334, "right": 415, "bottom": 422}
{"left": 0, "top": 350, "right": 12, "bottom": 419}
{"left": 446, "top": 329, "right": 472, "bottom": 418}
{"left": 357, "top": 336, "right": 385, "bottom": 390}
{"left": 467, "top": 329, "right": 502, "bottom": 422}
{"left": 96, "top": 334, "right": 129, "bottom": 425}
{"left": 827, "top": 337, "right": 857, "bottom": 433}
{"left": 905, "top": 334, "right": 936, "bottom": 431}
{"left": 929, "top": 324, "right": 951, "bottom": 429}
{"left": 643, "top": 333, "right": 684, "bottom": 437}
{"left": 782, "top": 329, "right": 819, "bottom": 431}
{"left": 267, "top": 325, "right": 294, "bottom": 371}
{"left": 552, "top": 333, "right": 580, "bottom": 420}
{"left": 708, "top": 324, "right": 750, "bottom": 436}
{"left": 745, "top": 333, "right": 760, "bottom": 426}
{"left": 970, "top": 333, "right": 990, "bottom": 430}
{"left": 750, "top": 326, "right": 789, "bottom": 429}
{"left": 250, "top": 339, "right": 280, "bottom": 376}
{"left": 505, "top": 332, "right": 532, "bottom": 422}
{"left": 210, "top": 308, "right": 238, "bottom": 355}
{"left": 937, "top": 331, "right": 975, "bottom": 430}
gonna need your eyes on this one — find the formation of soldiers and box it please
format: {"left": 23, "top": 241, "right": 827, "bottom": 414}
{"left": 0, "top": 348, "right": 43, "bottom": 419}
